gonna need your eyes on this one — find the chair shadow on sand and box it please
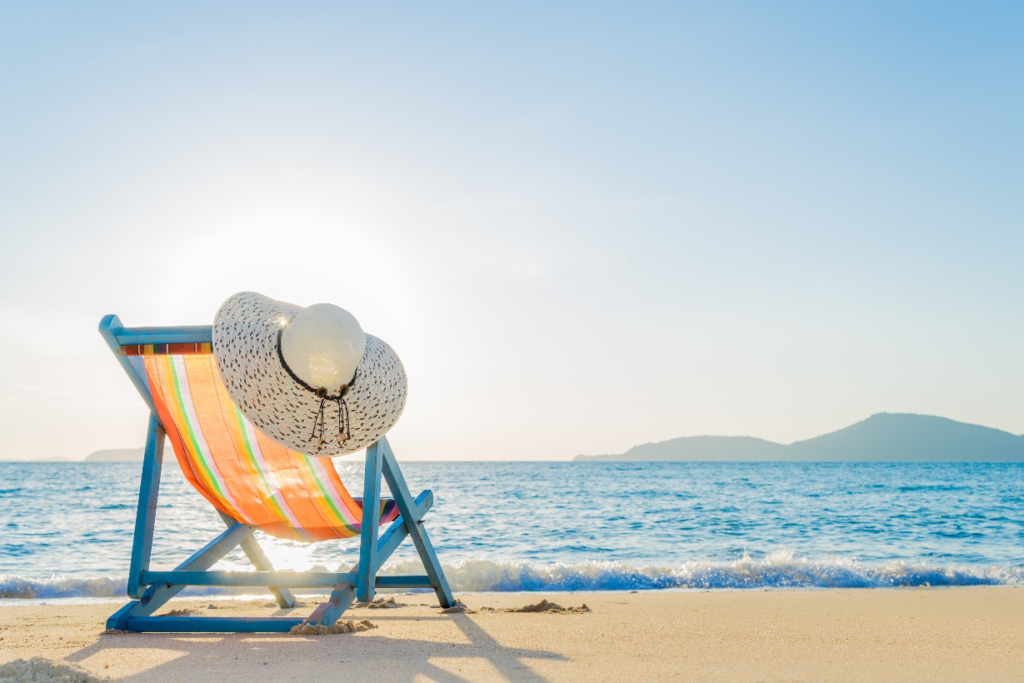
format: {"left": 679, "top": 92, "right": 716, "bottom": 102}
{"left": 66, "top": 609, "right": 566, "bottom": 682}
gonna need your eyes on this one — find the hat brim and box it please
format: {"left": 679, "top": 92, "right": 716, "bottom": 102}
{"left": 212, "top": 292, "right": 407, "bottom": 457}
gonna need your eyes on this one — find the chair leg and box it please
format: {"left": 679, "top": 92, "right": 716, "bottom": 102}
{"left": 379, "top": 438, "right": 456, "bottom": 608}
{"left": 305, "top": 438, "right": 456, "bottom": 627}
{"left": 218, "top": 512, "right": 295, "bottom": 608}
{"left": 306, "top": 563, "right": 358, "bottom": 627}
{"left": 357, "top": 442, "right": 383, "bottom": 603}
{"left": 127, "top": 414, "right": 165, "bottom": 599}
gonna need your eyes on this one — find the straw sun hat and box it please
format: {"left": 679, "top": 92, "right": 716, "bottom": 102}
{"left": 212, "top": 291, "right": 407, "bottom": 457}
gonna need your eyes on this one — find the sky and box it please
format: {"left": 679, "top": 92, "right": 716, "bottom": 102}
{"left": 0, "top": 2, "right": 1022, "bottom": 461}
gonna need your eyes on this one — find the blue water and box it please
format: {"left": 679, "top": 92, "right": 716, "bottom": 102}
{"left": 2, "top": 461, "right": 1023, "bottom": 599}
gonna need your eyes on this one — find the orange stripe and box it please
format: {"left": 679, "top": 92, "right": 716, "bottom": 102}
{"left": 144, "top": 357, "right": 237, "bottom": 520}
{"left": 183, "top": 356, "right": 291, "bottom": 535}
{"left": 251, "top": 429, "right": 347, "bottom": 541}
{"left": 208, "top": 361, "right": 305, "bottom": 541}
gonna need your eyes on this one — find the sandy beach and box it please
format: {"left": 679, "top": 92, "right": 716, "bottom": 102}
{"left": 2, "top": 587, "right": 1023, "bottom": 681}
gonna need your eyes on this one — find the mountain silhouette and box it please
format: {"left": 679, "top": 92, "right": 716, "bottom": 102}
{"left": 85, "top": 448, "right": 144, "bottom": 462}
{"left": 574, "top": 413, "right": 1024, "bottom": 462}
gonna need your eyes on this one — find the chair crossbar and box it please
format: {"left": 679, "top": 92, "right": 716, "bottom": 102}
{"left": 177, "top": 523, "right": 254, "bottom": 572}
{"left": 375, "top": 576, "right": 433, "bottom": 588}
{"left": 115, "top": 325, "right": 213, "bottom": 345}
{"left": 126, "top": 616, "right": 304, "bottom": 633}
{"left": 137, "top": 572, "right": 434, "bottom": 589}
{"left": 141, "top": 571, "right": 358, "bottom": 587}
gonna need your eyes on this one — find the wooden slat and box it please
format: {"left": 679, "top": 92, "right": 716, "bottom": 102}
{"left": 140, "top": 571, "right": 357, "bottom": 587}
{"left": 115, "top": 325, "right": 213, "bottom": 345}
{"left": 375, "top": 575, "right": 432, "bottom": 588}
{"left": 180, "top": 524, "right": 252, "bottom": 566}
{"left": 126, "top": 616, "right": 304, "bottom": 633}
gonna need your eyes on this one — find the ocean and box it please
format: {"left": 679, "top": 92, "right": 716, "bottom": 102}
{"left": 2, "top": 460, "right": 1023, "bottom": 601}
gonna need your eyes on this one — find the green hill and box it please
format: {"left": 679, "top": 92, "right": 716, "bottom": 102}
{"left": 574, "top": 413, "right": 1024, "bottom": 462}
{"left": 84, "top": 448, "right": 145, "bottom": 462}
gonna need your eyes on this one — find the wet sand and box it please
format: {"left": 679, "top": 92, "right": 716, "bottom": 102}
{"left": 2, "top": 587, "right": 1023, "bottom": 681}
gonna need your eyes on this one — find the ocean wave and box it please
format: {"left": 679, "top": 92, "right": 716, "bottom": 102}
{"left": 0, "top": 575, "right": 126, "bottom": 600}
{"left": 0, "top": 574, "right": 246, "bottom": 600}
{"left": 3, "top": 551, "right": 1022, "bottom": 600}
{"left": 403, "top": 552, "right": 1024, "bottom": 591}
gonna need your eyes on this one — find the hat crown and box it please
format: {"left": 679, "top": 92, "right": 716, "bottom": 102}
{"left": 280, "top": 303, "right": 366, "bottom": 391}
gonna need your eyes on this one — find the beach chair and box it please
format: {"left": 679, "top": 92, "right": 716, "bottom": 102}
{"left": 98, "top": 315, "right": 454, "bottom": 633}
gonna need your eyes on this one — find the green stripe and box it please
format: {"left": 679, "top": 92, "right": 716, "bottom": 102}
{"left": 306, "top": 460, "right": 358, "bottom": 534}
{"left": 168, "top": 358, "right": 231, "bottom": 505}
{"left": 231, "top": 405, "right": 291, "bottom": 525}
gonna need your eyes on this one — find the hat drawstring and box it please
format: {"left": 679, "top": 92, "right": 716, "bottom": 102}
{"left": 310, "top": 384, "right": 354, "bottom": 451}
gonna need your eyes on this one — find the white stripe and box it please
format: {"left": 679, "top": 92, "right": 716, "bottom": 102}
{"left": 239, "top": 415, "right": 306, "bottom": 532}
{"left": 172, "top": 356, "right": 244, "bottom": 515}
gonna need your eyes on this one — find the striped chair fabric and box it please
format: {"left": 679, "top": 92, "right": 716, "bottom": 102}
{"left": 130, "top": 352, "right": 399, "bottom": 542}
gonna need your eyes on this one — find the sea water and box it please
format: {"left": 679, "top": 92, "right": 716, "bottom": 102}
{"left": 1, "top": 461, "right": 1023, "bottom": 600}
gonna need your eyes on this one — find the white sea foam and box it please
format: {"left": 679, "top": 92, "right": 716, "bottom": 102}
{"left": 383, "top": 551, "right": 1024, "bottom": 591}
{"left": 3, "top": 552, "right": 1021, "bottom": 600}
{"left": 0, "top": 574, "right": 126, "bottom": 600}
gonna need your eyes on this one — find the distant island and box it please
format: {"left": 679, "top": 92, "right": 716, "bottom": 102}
{"left": 85, "top": 448, "right": 145, "bottom": 462}
{"left": 575, "top": 413, "right": 1024, "bottom": 462}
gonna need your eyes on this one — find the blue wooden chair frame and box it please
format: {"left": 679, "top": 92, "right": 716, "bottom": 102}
{"left": 99, "top": 315, "right": 455, "bottom": 632}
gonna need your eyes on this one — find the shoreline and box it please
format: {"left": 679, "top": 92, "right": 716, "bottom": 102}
{"left": 5, "top": 553, "right": 1021, "bottom": 600}
{"left": 2, "top": 582, "right": 1019, "bottom": 605}
{"left": 3, "top": 586, "right": 1023, "bottom": 681}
